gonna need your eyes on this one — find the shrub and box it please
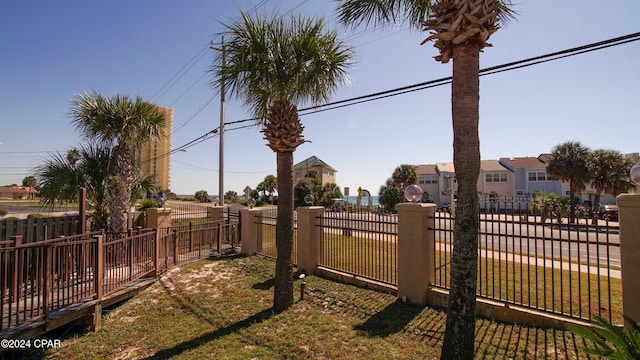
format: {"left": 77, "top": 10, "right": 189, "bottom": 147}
{"left": 0, "top": 209, "right": 7, "bottom": 217}
{"left": 136, "top": 199, "right": 159, "bottom": 212}
{"left": 27, "top": 213, "right": 48, "bottom": 219}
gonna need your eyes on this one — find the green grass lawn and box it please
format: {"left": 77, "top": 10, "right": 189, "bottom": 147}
{"left": 259, "top": 226, "right": 622, "bottom": 324}
{"left": 28, "top": 255, "right": 591, "bottom": 360}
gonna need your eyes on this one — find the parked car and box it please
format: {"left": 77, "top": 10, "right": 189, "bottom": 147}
{"left": 598, "top": 204, "right": 619, "bottom": 221}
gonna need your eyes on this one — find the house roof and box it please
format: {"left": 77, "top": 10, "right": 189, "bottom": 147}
{"left": 294, "top": 156, "right": 336, "bottom": 172}
{"left": 0, "top": 186, "right": 36, "bottom": 193}
{"left": 416, "top": 164, "right": 437, "bottom": 175}
{"left": 499, "top": 157, "right": 546, "bottom": 170}
{"left": 436, "top": 162, "right": 455, "bottom": 173}
{"left": 480, "top": 160, "right": 507, "bottom": 172}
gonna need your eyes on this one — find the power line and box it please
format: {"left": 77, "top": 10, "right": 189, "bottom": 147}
{"left": 151, "top": 31, "right": 640, "bottom": 163}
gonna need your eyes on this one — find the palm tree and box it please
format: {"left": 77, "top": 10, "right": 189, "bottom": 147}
{"left": 36, "top": 144, "right": 113, "bottom": 229}
{"left": 588, "top": 149, "right": 634, "bottom": 224}
{"left": 392, "top": 164, "right": 418, "bottom": 189}
{"left": 337, "top": 1, "right": 515, "bottom": 357}
{"left": 546, "top": 141, "right": 591, "bottom": 224}
{"left": 261, "top": 175, "right": 278, "bottom": 203}
{"left": 213, "top": 10, "right": 353, "bottom": 312}
{"left": 68, "top": 91, "right": 166, "bottom": 235}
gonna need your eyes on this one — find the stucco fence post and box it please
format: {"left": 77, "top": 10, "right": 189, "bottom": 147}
{"left": 240, "top": 207, "right": 264, "bottom": 256}
{"left": 146, "top": 207, "right": 172, "bottom": 228}
{"left": 396, "top": 203, "right": 436, "bottom": 305}
{"left": 617, "top": 193, "right": 640, "bottom": 329}
{"left": 296, "top": 206, "right": 324, "bottom": 275}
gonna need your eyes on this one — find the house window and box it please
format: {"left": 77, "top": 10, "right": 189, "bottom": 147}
{"left": 485, "top": 173, "right": 507, "bottom": 183}
{"left": 418, "top": 175, "right": 438, "bottom": 184}
{"left": 528, "top": 171, "right": 547, "bottom": 181}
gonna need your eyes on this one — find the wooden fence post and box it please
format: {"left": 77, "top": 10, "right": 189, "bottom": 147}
{"left": 153, "top": 228, "right": 160, "bottom": 276}
{"left": 92, "top": 233, "right": 104, "bottom": 331}
{"left": 10, "top": 235, "right": 22, "bottom": 303}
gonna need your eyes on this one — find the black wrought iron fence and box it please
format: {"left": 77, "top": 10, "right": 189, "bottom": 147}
{"left": 319, "top": 205, "right": 398, "bottom": 285}
{"left": 255, "top": 206, "right": 298, "bottom": 264}
{"left": 432, "top": 198, "right": 622, "bottom": 324}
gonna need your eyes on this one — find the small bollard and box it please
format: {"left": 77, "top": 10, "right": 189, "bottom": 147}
{"left": 299, "top": 274, "right": 306, "bottom": 301}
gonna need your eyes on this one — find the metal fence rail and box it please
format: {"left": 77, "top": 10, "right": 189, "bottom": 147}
{"left": 169, "top": 201, "right": 210, "bottom": 225}
{"left": 255, "top": 206, "right": 298, "bottom": 264}
{"left": 1, "top": 232, "right": 102, "bottom": 331}
{"left": 432, "top": 199, "right": 622, "bottom": 324}
{"left": 319, "top": 207, "right": 398, "bottom": 285}
{"left": 0, "top": 216, "right": 240, "bottom": 335}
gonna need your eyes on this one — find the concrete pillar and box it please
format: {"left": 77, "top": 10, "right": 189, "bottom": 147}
{"left": 146, "top": 208, "right": 172, "bottom": 228}
{"left": 617, "top": 194, "right": 640, "bottom": 328}
{"left": 396, "top": 203, "right": 436, "bottom": 305}
{"left": 296, "top": 206, "right": 324, "bottom": 275}
{"left": 207, "top": 206, "right": 226, "bottom": 222}
{"left": 240, "top": 207, "right": 264, "bottom": 256}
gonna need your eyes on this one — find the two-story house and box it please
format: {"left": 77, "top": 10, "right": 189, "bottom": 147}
{"left": 294, "top": 156, "right": 337, "bottom": 185}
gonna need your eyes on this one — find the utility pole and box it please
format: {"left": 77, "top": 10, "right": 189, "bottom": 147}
{"left": 211, "top": 37, "right": 226, "bottom": 206}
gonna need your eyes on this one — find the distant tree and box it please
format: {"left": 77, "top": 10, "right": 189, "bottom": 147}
{"left": 305, "top": 169, "right": 319, "bottom": 179}
{"left": 257, "top": 175, "right": 277, "bottom": 203}
{"left": 294, "top": 177, "right": 321, "bottom": 207}
{"left": 588, "top": 149, "right": 635, "bottom": 224}
{"left": 194, "top": 190, "right": 209, "bottom": 203}
{"left": 379, "top": 179, "right": 404, "bottom": 213}
{"left": 318, "top": 183, "right": 342, "bottom": 208}
{"left": 224, "top": 191, "right": 239, "bottom": 203}
{"left": 66, "top": 148, "right": 80, "bottom": 167}
{"left": 21, "top": 176, "right": 37, "bottom": 189}
{"left": 546, "top": 141, "right": 591, "bottom": 223}
{"left": 392, "top": 164, "right": 418, "bottom": 189}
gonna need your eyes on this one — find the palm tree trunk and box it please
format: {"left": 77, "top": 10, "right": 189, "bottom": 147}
{"left": 273, "top": 150, "right": 295, "bottom": 313}
{"left": 441, "top": 44, "right": 481, "bottom": 360}
{"left": 108, "top": 142, "right": 134, "bottom": 235}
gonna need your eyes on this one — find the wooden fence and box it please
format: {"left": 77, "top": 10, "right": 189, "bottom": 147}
{"left": 0, "top": 216, "right": 81, "bottom": 243}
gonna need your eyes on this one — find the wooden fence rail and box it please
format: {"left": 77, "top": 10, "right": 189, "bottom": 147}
{"left": 1, "top": 216, "right": 81, "bottom": 243}
{"left": 0, "top": 218, "right": 240, "bottom": 339}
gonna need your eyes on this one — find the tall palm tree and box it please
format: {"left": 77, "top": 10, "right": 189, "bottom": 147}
{"left": 337, "top": 1, "right": 515, "bottom": 357}
{"left": 546, "top": 141, "right": 591, "bottom": 224}
{"left": 588, "top": 149, "right": 634, "bottom": 224}
{"left": 68, "top": 91, "right": 166, "bottom": 234}
{"left": 213, "top": 10, "right": 353, "bottom": 312}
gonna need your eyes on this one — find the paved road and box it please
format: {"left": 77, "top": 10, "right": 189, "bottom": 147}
{"left": 321, "top": 210, "right": 621, "bottom": 268}
{"left": 0, "top": 201, "right": 77, "bottom": 219}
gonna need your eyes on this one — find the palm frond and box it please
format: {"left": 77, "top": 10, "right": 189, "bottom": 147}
{"left": 568, "top": 316, "right": 640, "bottom": 359}
{"left": 212, "top": 10, "right": 354, "bottom": 121}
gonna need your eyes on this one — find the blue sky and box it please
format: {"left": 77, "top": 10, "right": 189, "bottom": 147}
{"left": 1, "top": 0, "right": 639, "bottom": 197}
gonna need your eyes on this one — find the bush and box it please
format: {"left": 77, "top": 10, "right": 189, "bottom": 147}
{"left": 0, "top": 209, "right": 7, "bottom": 217}
{"left": 27, "top": 213, "right": 49, "bottom": 219}
{"left": 136, "top": 199, "right": 159, "bottom": 211}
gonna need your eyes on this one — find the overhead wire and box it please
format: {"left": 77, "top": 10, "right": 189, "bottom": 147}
{"left": 144, "top": 31, "right": 640, "bottom": 166}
